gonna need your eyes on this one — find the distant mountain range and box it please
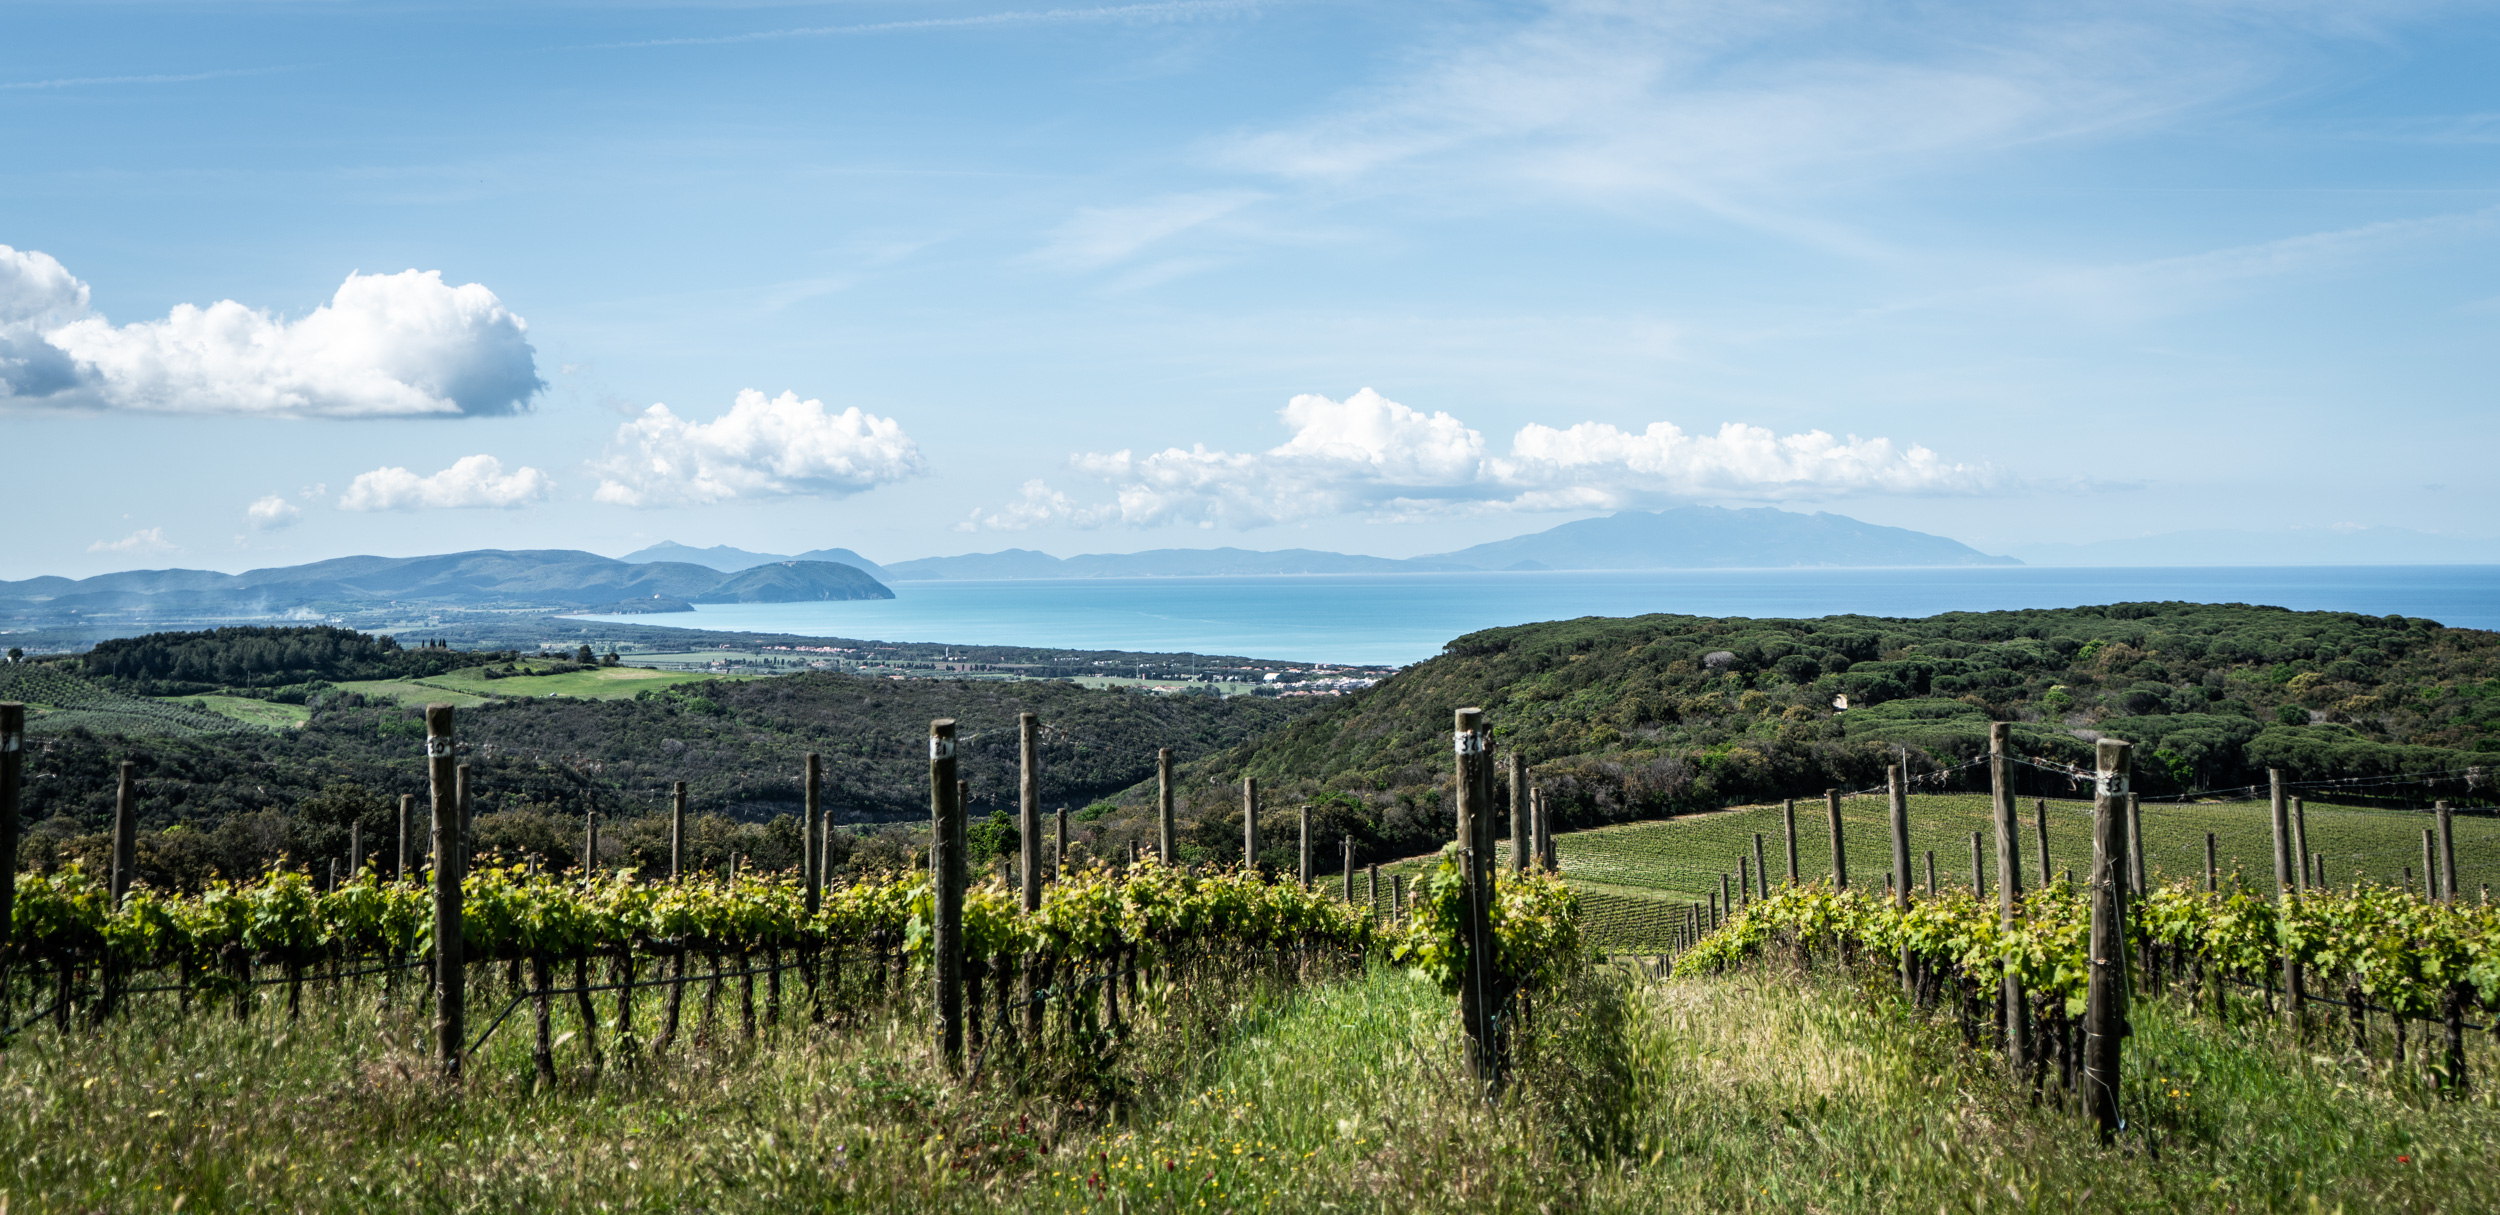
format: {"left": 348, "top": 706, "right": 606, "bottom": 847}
{"left": 874, "top": 507, "right": 2018, "bottom": 579}
{"left": 0, "top": 551, "right": 890, "bottom": 626}
{"left": 2005, "top": 526, "right": 2500, "bottom": 567}
{"left": 619, "top": 541, "right": 894, "bottom": 582}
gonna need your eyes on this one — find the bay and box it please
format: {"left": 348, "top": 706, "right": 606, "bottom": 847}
{"left": 577, "top": 565, "right": 2500, "bottom": 667}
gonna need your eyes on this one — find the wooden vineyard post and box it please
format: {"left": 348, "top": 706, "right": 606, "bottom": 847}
{"left": 0, "top": 703, "right": 20, "bottom": 954}
{"left": 2424, "top": 831, "right": 2439, "bottom": 901}
{"left": 1721, "top": 872, "right": 1733, "bottom": 916}
{"left": 1452, "top": 707, "right": 1498, "bottom": 1094}
{"left": 1777, "top": 800, "right": 1797, "bottom": 886}
{"left": 1299, "top": 803, "right": 1312, "bottom": 888}
{"left": 1825, "top": 789, "right": 1848, "bottom": 889}
{"left": 2084, "top": 738, "right": 2131, "bottom": 1142}
{"left": 2205, "top": 833, "right": 2218, "bottom": 892}
{"left": 929, "top": 719, "right": 964, "bottom": 1074}
{"left": 2267, "top": 769, "right": 2292, "bottom": 897}
{"left": 804, "top": 753, "right": 823, "bottom": 916}
{"left": 1888, "top": 765, "right": 1911, "bottom": 999}
{"left": 1924, "top": 851, "right": 1935, "bottom": 897}
{"left": 1525, "top": 788, "right": 1543, "bottom": 873}
{"left": 2268, "top": 770, "right": 2305, "bottom": 1024}
{"left": 396, "top": 794, "right": 414, "bottom": 882}
{"left": 427, "top": 704, "right": 464, "bottom": 1078}
{"left": 1970, "top": 832, "right": 1983, "bottom": 894}
{"left": 1021, "top": 714, "right": 1042, "bottom": 909}
{"left": 2126, "top": 793, "right": 2145, "bottom": 896}
{"left": 1157, "top": 747, "right": 1175, "bottom": 865}
{"left": 2035, "top": 799, "right": 2052, "bottom": 890}
{"left": 1509, "top": 752, "right": 1528, "bottom": 874}
{"left": 1989, "top": 723, "right": 2027, "bottom": 1074}
{"left": 1343, "top": 837, "right": 1355, "bottom": 902}
{"left": 1240, "top": 776, "right": 1259, "bottom": 874}
{"left": 671, "top": 782, "right": 687, "bottom": 880}
{"left": 2292, "top": 797, "right": 2311, "bottom": 892}
{"left": 111, "top": 760, "right": 137, "bottom": 906}
{"left": 1055, "top": 805, "right": 1068, "bottom": 880}
{"left": 1736, "top": 858, "right": 1749, "bottom": 908}
{"left": 1752, "top": 834, "right": 1768, "bottom": 900}
{"left": 584, "top": 808, "right": 599, "bottom": 876}
{"left": 2438, "top": 801, "right": 2457, "bottom": 904}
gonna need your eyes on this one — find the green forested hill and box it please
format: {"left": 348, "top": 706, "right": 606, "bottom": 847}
{"left": 9, "top": 667, "right": 1306, "bottom": 891}
{"left": 1137, "top": 603, "right": 2500, "bottom": 862}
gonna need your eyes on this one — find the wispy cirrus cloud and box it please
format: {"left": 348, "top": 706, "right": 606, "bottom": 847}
{"left": 593, "top": 1, "right": 1252, "bottom": 50}
{"left": 970, "top": 387, "right": 1992, "bottom": 530}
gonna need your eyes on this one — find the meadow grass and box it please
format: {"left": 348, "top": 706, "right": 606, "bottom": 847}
{"left": 5, "top": 953, "right": 2496, "bottom": 1212}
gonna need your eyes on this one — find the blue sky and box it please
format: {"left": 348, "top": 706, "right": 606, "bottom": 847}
{"left": 3, "top": 0, "right": 2496, "bottom": 579}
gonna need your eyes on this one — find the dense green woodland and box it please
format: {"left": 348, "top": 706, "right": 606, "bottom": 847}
{"left": 3, "top": 663, "right": 1303, "bottom": 891}
{"left": 82, "top": 625, "right": 507, "bottom": 697}
{"left": 5, "top": 604, "right": 2495, "bottom": 888}
{"left": 1121, "top": 602, "right": 2500, "bottom": 866}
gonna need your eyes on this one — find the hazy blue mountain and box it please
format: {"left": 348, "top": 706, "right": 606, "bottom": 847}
{"left": 0, "top": 549, "right": 890, "bottom": 623}
{"left": 883, "top": 547, "right": 1471, "bottom": 580}
{"left": 2006, "top": 526, "right": 2500, "bottom": 567}
{"left": 787, "top": 548, "right": 894, "bottom": 581}
{"left": 689, "top": 561, "right": 895, "bottom": 602}
{"left": 620, "top": 541, "right": 892, "bottom": 581}
{"left": 887, "top": 508, "right": 2011, "bottom": 579}
{"left": 618, "top": 541, "right": 793, "bottom": 571}
{"left": 1419, "top": 507, "right": 2018, "bottom": 570}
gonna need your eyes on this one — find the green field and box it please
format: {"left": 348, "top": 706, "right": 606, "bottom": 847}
{"left": 337, "top": 663, "right": 752, "bottom": 708}
{"left": 155, "top": 693, "right": 312, "bottom": 730}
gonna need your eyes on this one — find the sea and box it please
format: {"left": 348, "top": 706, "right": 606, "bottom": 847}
{"left": 576, "top": 566, "right": 2500, "bottom": 667}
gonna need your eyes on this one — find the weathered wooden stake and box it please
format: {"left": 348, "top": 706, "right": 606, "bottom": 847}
{"left": 111, "top": 760, "right": 137, "bottom": 906}
{"left": 1452, "top": 707, "right": 1497, "bottom": 1093}
{"left": 2126, "top": 792, "right": 2146, "bottom": 895}
{"left": 1825, "top": 788, "right": 1847, "bottom": 889}
{"left": 671, "top": 782, "right": 687, "bottom": 880}
{"left": 0, "top": 703, "right": 21, "bottom": 952}
{"left": 2084, "top": 738, "right": 2132, "bottom": 1142}
{"left": 1782, "top": 799, "right": 1800, "bottom": 886}
{"left": 1752, "top": 833, "right": 1768, "bottom": 901}
{"left": 2437, "top": 801, "right": 2457, "bottom": 904}
{"left": 1508, "top": 751, "right": 1528, "bottom": 874}
{"left": 1888, "top": 765, "right": 1911, "bottom": 998}
{"left": 1989, "top": 723, "right": 2027, "bottom": 1073}
{"left": 1242, "top": 776, "right": 1259, "bottom": 873}
{"left": 2291, "top": 796, "right": 2310, "bottom": 893}
{"left": 1020, "top": 713, "right": 1042, "bottom": 910}
{"left": 1924, "top": 850, "right": 1935, "bottom": 896}
{"left": 2205, "top": 832, "right": 2218, "bottom": 892}
{"left": 1343, "top": 836, "right": 1355, "bottom": 902}
{"left": 804, "top": 752, "right": 823, "bottom": 916}
{"left": 930, "top": 719, "right": 964, "bottom": 1074}
{"left": 1055, "top": 805, "right": 1068, "bottom": 879}
{"left": 1737, "top": 857, "right": 1750, "bottom": 907}
{"left": 397, "top": 794, "right": 414, "bottom": 882}
{"left": 427, "top": 704, "right": 464, "bottom": 1078}
{"left": 350, "top": 823, "right": 361, "bottom": 878}
{"left": 2035, "top": 799, "right": 2052, "bottom": 890}
{"left": 583, "top": 808, "right": 598, "bottom": 875}
{"left": 2423, "top": 830, "right": 2439, "bottom": 901}
{"left": 1157, "top": 747, "right": 1176, "bottom": 865}
{"left": 2268, "top": 770, "right": 2305, "bottom": 1022}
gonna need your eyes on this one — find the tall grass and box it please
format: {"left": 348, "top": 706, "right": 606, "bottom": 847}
{"left": 4, "top": 953, "right": 2494, "bottom": 1211}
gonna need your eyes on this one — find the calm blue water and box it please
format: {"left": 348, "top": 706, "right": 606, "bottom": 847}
{"left": 578, "top": 566, "right": 2500, "bottom": 666}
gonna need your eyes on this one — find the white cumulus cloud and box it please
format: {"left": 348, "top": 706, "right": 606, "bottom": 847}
{"left": 0, "top": 244, "right": 542, "bottom": 417}
{"left": 89, "top": 526, "right": 175, "bottom": 555}
{"left": 981, "top": 387, "right": 1989, "bottom": 529}
{"left": 593, "top": 389, "right": 925, "bottom": 508}
{"left": 245, "top": 494, "right": 302, "bottom": 529}
{"left": 339, "top": 455, "right": 553, "bottom": 511}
